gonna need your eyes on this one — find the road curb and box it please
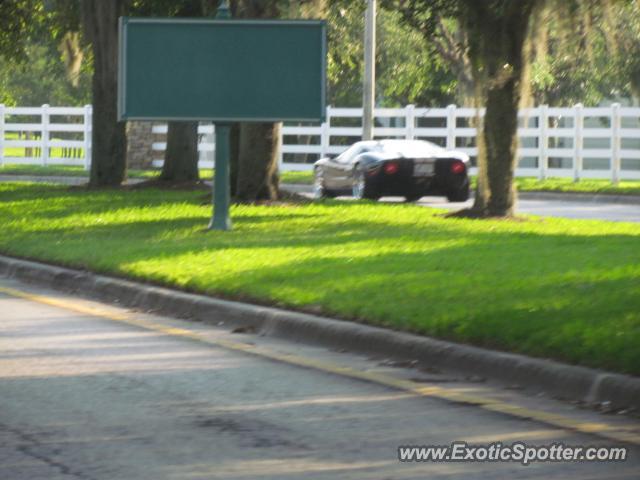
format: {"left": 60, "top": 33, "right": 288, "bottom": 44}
{"left": 1, "top": 254, "right": 638, "bottom": 411}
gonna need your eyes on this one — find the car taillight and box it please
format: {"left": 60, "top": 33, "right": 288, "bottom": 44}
{"left": 384, "top": 162, "right": 399, "bottom": 175}
{"left": 451, "top": 161, "right": 466, "bottom": 174}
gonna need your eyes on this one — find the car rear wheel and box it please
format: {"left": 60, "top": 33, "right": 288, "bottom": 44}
{"left": 446, "top": 183, "right": 470, "bottom": 202}
{"left": 352, "top": 168, "right": 377, "bottom": 200}
{"left": 313, "top": 168, "right": 335, "bottom": 199}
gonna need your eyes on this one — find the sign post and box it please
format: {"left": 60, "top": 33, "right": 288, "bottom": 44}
{"left": 210, "top": 0, "right": 232, "bottom": 230}
{"left": 211, "top": 122, "right": 231, "bottom": 230}
{"left": 118, "top": 7, "right": 326, "bottom": 231}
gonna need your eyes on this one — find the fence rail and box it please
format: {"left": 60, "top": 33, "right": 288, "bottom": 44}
{"left": 2, "top": 104, "right": 639, "bottom": 182}
{"left": 0, "top": 105, "right": 92, "bottom": 169}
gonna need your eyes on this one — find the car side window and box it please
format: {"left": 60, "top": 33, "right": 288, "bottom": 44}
{"left": 336, "top": 145, "right": 362, "bottom": 164}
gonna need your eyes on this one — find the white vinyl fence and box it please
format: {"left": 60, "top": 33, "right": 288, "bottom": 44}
{"left": 2, "top": 103, "right": 640, "bottom": 182}
{"left": 0, "top": 104, "right": 92, "bottom": 169}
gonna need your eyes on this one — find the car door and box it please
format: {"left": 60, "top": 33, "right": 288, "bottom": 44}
{"left": 324, "top": 145, "right": 363, "bottom": 190}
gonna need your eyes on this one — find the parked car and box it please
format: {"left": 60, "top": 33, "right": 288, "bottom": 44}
{"left": 313, "top": 139, "right": 471, "bottom": 202}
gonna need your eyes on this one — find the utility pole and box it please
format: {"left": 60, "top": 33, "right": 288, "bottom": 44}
{"left": 362, "top": 0, "right": 376, "bottom": 141}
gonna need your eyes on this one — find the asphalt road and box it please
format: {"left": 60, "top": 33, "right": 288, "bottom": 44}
{"left": 285, "top": 185, "right": 640, "bottom": 223}
{"left": 414, "top": 196, "right": 640, "bottom": 222}
{"left": 352, "top": 195, "right": 640, "bottom": 222}
{"left": 1, "top": 277, "right": 639, "bottom": 480}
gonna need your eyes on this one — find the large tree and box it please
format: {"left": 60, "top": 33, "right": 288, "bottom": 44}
{"left": 0, "top": 1, "right": 42, "bottom": 60}
{"left": 156, "top": 0, "right": 206, "bottom": 183}
{"left": 227, "top": 0, "right": 329, "bottom": 201}
{"left": 82, "top": 0, "right": 129, "bottom": 187}
{"left": 529, "top": 0, "right": 640, "bottom": 106}
{"left": 391, "top": 0, "right": 535, "bottom": 217}
{"left": 392, "top": 0, "right": 637, "bottom": 216}
{"left": 83, "top": 0, "right": 209, "bottom": 186}
{"left": 160, "top": 122, "right": 200, "bottom": 182}
{"left": 229, "top": 0, "right": 283, "bottom": 202}
{"left": 0, "top": 0, "right": 90, "bottom": 106}
{"left": 462, "top": 0, "right": 537, "bottom": 217}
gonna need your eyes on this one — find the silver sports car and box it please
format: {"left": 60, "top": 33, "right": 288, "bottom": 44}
{"left": 313, "top": 139, "right": 471, "bottom": 202}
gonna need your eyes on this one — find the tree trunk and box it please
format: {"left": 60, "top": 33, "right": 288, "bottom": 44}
{"left": 229, "top": 123, "right": 240, "bottom": 197}
{"left": 83, "top": 0, "right": 128, "bottom": 187}
{"left": 473, "top": 79, "right": 521, "bottom": 216}
{"left": 156, "top": 0, "right": 204, "bottom": 183}
{"left": 233, "top": 0, "right": 281, "bottom": 201}
{"left": 463, "top": 1, "right": 536, "bottom": 217}
{"left": 235, "top": 122, "right": 281, "bottom": 202}
{"left": 160, "top": 121, "right": 200, "bottom": 182}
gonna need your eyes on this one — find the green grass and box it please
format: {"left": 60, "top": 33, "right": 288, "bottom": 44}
{"left": 0, "top": 164, "right": 303, "bottom": 184}
{"left": 0, "top": 182, "right": 638, "bottom": 374}
{"left": 513, "top": 177, "right": 640, "bottom": 196}
{"left": 0, "top": 164, "right": 158, "bottom": 179}
{"left": 280, "top": 170, "right": 314, "bottom": 184}
{"left": 4, "top": 132, "right": 85, "bottom": 160}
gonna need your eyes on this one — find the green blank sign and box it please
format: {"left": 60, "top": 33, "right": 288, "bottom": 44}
{"left": 118, "top": 18, "right": 326, "bottom": 122}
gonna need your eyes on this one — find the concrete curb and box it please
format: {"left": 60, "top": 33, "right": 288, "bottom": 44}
{"left": 1, "top": 254, "right": 639, "bottom": 411}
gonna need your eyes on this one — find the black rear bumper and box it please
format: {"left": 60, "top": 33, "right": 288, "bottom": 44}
{"left": 366, "top": 159, "right": 469, "bottom": 197}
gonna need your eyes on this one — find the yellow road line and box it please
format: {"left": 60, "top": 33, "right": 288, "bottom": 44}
{"left": 2, "top": 284, "right": 639, "bottom": 446}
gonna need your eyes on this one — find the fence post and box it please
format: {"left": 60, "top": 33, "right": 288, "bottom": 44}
{"left": 538, "top": 104, "right": 548, "bottom": 180}
{"left": 83, "top": 104, "right": 92, "bottom": 170}
{"left": 573, "top": 103, "right": 583, "bottom": 182}
{"left": 320, "top": 105, "right": 331, "bottom": 158}
{"left": 405, "top": 104, "right": 415, "bottom": 140}
{"left": 0, "top": 104, "right": 4, "bottom": 167}
{"left": 611, "top": 103, "right": 621, "bottom": 185}
{"left": 446, "top": 104, "right": 456, "bottom": 150}
{"left": 41, "top": 104, "right": 50, "bottom": 167}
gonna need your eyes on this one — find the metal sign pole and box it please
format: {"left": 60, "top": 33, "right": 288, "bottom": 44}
{"left": 209, "top": 0, "right": 232, "bottom": 230}
{"left": 210, "top": 123, "right": 232, "bottom": 230}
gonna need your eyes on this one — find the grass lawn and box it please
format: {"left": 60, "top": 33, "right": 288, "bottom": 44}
{"left": 0, "top": 164, "right": 304, "bottom": 184}
{"left": 512, "top": 177, "right": 640, "bottom": 196}
{"left": 0, "top": 164, "right": 161, "bottom": 179}
{"left": 3, "top": 132, "right": 85, "bottom": 160}
{"left": 0, "top": 182, "right": 638, "bottom": 374}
